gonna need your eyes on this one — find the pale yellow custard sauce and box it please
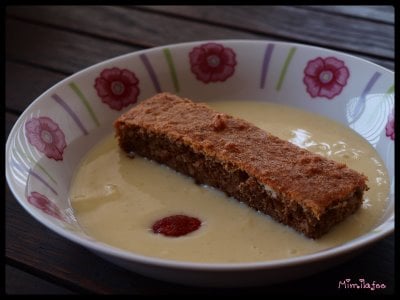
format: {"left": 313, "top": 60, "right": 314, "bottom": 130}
{"left": 70, "top": 101, "right": 390, "bottom": 263}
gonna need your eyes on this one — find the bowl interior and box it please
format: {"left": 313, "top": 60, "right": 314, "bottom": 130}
{"left": 6, "top": 40, "right": 394, "bottom": 264}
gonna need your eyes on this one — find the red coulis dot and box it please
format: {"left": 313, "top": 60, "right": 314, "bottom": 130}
{"left": 152, "top": 215, "right": 201, "bottom": 237}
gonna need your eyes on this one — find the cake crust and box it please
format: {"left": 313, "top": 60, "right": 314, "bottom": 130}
{"left": 114, "top": 93, "right": 368, "bottom": 238}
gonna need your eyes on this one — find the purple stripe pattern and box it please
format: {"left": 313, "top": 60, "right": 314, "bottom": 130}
{"left": 351, "top": 71, "right": 382, "bottom": 119}
{"left": 12, "top": 160, "right": 58, "bottom": 195}
{"left": 260, "top": 44, "right": 275, "bottom": 89}
{"left": 52, "top": 94, "right": 89, "bottom": 135}
{"left": 140, "top": 53, "right": 162, "bottom": 92}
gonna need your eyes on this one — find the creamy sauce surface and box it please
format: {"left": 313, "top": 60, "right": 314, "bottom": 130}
{"left": 70, "top": 101, "right": 389, "bottom": 263}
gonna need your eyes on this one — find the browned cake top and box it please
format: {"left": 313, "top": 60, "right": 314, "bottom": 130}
{"left": 115, "top": 93, "right": 368, "bottom": 217}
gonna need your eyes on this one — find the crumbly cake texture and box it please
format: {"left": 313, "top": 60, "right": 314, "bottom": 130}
{"left": 114, "top": 93, "right": 368, "bottom": 239}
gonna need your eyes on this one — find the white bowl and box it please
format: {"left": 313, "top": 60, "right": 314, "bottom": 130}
{"left": 6, "top": 40, "right": 394, "bottom": 287}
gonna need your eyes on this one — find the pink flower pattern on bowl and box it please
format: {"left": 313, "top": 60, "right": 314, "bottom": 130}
{"left": 189, "top": 43, "right": 237, "bottom": 83}
{"left": 27, "top": 192, "right": 65, "bottom": 221}
{"left": 94, "top": 67, "right": 140, "bottom": 110}
{"left": 303, "top": 56, "right": 349, "bottom": 99}
{"left": 385, "top": 110, "right": 394, "bottom": 140}
{"left": 25, "top": 117, "right": 67, "bottom": 161}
